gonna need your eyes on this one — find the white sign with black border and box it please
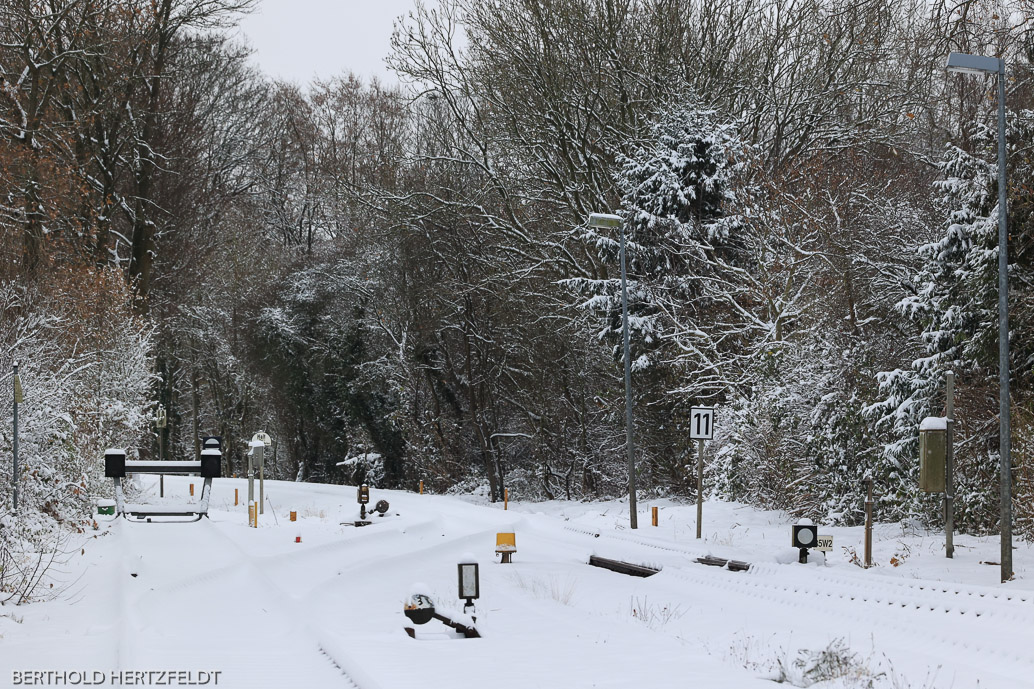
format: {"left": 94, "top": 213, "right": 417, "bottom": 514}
{"left": 816, "top": 534, "right": 834, "bottom": 552}
{"left": 689, "top": 406, "right": 715, "bottom": 440}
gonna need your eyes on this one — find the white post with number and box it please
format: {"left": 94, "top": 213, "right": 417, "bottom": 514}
{"left": 690, "top": 406, "right": 715, "bottom": 539}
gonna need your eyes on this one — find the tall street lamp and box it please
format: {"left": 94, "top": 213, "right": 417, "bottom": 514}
{"left": 945, "top": 51, "right": 1012, "bottom": 582}
{"left": 588, "top": 212, "right": 637, "bottom": 529}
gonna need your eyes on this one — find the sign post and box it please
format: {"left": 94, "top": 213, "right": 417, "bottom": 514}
{"left": 155, "top": 404, "right": 166, "bottom": 498}
{"left": 250, "top": 432, "right": 271, "bottom": 514}
{"left": 247, "top": 441, "right": 261, "bottom": 515}
{"left": 945, "top": 371, "right": 955, "bottom": 559}
{"left": 864, "top": 477, "right": 873, "bottom": 569}
{"left": 690, "top": 406, "right": 714, "bottom": 539}
{"left": 12, "top": 362, "right": 22, "bottom": 511}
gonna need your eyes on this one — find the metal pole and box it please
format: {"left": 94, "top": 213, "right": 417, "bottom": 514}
{"left": 864, "top": 478, "right": 873, "bottom": 568}
{"left": 696, "top": 439, "right": 704, "bottom": 539}
{"left": 248, "top": 447, "right": 255, "bottom": 507}
{"left": 618, "top": 220, "right": 637, "bottom": 529}
{"left": 996, "top": 59, "right": 1013, "bottom": 583}
{"left": 258, "top": 445, "right": 264, "bottom": 515}
{"left": 12, "top": 362, "right": 19, "bottom": 511}
{"left": 945, "top": 371, "right": 955, "bottom": 559}
{"left": 159, "top": 423, "right": 164, "bottom": 499}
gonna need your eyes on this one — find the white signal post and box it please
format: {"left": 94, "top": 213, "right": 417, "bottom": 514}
{"left": 690, "top": 406, "right": 714, "bottom": 539}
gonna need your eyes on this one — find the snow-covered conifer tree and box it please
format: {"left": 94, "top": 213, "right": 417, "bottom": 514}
{"left": 871, "top": 113, "right": 1034, "bottom": 530}
{"left": 568, "top": 102, "right": 752, "bottom": 488}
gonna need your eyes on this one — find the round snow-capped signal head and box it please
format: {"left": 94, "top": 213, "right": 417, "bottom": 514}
{"left": 404, "top": 593, "right": 435, "bottom": 625}
{"left": 792, "top": 525, "right": 816, "bottom": 548}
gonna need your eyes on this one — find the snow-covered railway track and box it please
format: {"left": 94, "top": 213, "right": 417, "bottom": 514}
{"left": 126, "top": 510, "right": 452, "bottom": 600}
{"left": 567, "top": 522, "right": 1033, "bottom": 617}
{"left": 109, "top": 517, "right": 367, "bottom": 688}
{"left": 191, "top": 515, "right": 529, "bottom": 688}
{"left": 557, "top": 521, "right": 1034, "bottom": 685}
{"left": 746, "top": 562, "right": 1034, "bottom": 621}
{"left": 193, "top": 519, "right": 367, "bottom": 689}
{"left": 660, "top": 561, "right": 1034, "bottom": 679}
{"left": 749, "top": 570, "right": 1031, "bottom": 623}
{"left": 804, "top": 565, "right": 1034, "bottom": 604}
{"left": 113, "top": 521, "right": 138, "bottom": 673}
{"left": 561, "top": 522, "right": 1032, "bottom": 628}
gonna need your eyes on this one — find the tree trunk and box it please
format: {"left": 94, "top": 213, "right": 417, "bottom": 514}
{"left": 192, "top": 362, "right": 200, "bottom": 462}
{"left": 128, "top": 0, "right": 174, "bottom": 310}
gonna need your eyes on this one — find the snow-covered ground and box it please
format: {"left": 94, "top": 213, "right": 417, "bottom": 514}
{"left": 3, "top": 476, "right": 1034, "bottom": 688}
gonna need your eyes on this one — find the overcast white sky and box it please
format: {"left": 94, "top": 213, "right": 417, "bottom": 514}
{"left": 233, "top": 0, "right": 418, "bottom": 86}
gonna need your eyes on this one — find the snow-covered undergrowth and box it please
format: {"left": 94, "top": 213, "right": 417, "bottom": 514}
{"left": 0, "top": 276, "right": 153, "bottom": 605}
{"left": 728, "top": 636, "right": 913, "bottom": 689}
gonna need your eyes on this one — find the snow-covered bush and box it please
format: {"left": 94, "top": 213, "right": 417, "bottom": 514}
{"left": 0, "top": 269, "right": 153, "bottom": 602}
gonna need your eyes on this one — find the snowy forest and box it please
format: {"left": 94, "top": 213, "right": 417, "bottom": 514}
{"left": 3, "top": 0, "right": 1034, "bottom": 595}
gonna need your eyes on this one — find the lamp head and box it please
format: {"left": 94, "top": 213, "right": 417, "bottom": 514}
{"left": 588, "top": 213, "right": 622, "bottom": 229}
{"left": 946, "top": 52, "right": 1001, "bottom": 75}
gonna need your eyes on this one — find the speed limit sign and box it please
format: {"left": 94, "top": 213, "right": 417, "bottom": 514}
{"left": 690, "top": 407, "right": 714, "bottom": 440}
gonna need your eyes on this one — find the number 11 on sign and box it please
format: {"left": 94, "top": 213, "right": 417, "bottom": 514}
{"left": 690, "top": 407, "right": 714, "bottom": 440}
{"left": 690, "top": 407, "right": 714, "bottom": 539}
